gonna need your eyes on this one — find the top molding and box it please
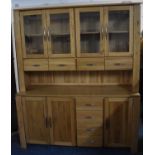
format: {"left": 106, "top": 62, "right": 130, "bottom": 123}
{"left": 12, "top": 0, "right": 142, "bottom": 10}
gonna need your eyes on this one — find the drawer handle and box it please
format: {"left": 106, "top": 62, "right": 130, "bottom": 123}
{"left": 86, "top": 64, "right": 94, "bottom": 66}
{"left": 114, "top": 63, "right": 122, "bottom": 66}
{"left": 58, "top": 64, "right": 66, "bottom": 67}
{"left": 33, "top": 64, "right": 40, "bottom": 67}
{"left": 86, "top": 128, "right": 95, "bottom": 132}
{"left": 90, "top": 140, "right": 95, "bottom": 144}
{"left": 85, "top": 103, "right": 92, "bottom": 106}
{"left": 85, "top": 116, "right": 92, "bottom": 119}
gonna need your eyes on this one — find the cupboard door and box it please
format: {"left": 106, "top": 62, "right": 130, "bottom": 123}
{"left": 75, "top": 7, "right": 105, "bottom": 57}
{"left": 47, "top": 9, "right": 75, "bottom": 57}
{"left": 104, "top": 98, "right": 132, "bottom": 147}
{"left": 20, "top": 11, "right": 48, "bottom": 58}
{"left": 22, "top": 97, "right": 50, "bottom": 144}
{"left": 105, "top": 6, "right": 133, "bottom": 56}
{"left": 47, "top": 98, "right": 76, "bottom": 146}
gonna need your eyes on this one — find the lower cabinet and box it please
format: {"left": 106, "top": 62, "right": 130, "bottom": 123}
{"left": 22, "top": 97, "right": 76, "bottom": 146}
{"left": 104, "top": 97, "right": 132, "bottom": 147}
{"left": 21, "top": 96, "right": 138, "bottom": 150}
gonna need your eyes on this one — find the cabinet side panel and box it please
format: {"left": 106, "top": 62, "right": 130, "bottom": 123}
{"left": 131, "top": 96, "right": 140, "bottom": 153}
{"left": 14, "top": 11, "right": 25, "bottom": 92}
{"left": 132, "top": 5, "right": 141, "bottom": 92}
{"left": 16, "top": 95, "right": 26, "bottom": 148}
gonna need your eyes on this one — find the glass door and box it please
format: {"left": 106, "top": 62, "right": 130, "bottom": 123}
{"left": 20, "top": 10, "right": 47, "bottom": 58}
{"left": 47, "top": 9, "right": 75, "bottom": 57}
{"left": 105, "top": 6, "right": 133, "bottom": 56}
{"left": 75, "top": 7, "right": 104, "bottom": 57}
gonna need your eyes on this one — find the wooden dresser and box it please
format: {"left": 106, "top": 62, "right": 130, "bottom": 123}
{"left": 13, "top": 1, "right": 141, "bottom": 153}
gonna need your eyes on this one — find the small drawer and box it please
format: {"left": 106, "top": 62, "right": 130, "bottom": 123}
{"left": 77, "top": 111, "right": 103, "bottom": 127}
{"left": 76, "top": 97, "right": 103, "bottom": 110}
{"left": 77, "top": 58, "right": 104, "bottom": 71}
{"left": 77, "top": 136, "right": 103, "bottom": 147}
{"left": 24, "top": 59, "right": 48, "bottom": 71}
{"left": 105, "top": 57, "right": 133, "bottom": 70}
{"left": 49, "top": 59, "right": 76, "bottom": 71}
{"left": 77, "top": 127, "right": 102, "bottom": 137}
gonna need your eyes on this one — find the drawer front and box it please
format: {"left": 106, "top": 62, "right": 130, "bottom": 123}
{"left": 105, "top": 57, "right": 133, "bottom": 70}
{"left": 77, "top": 58, "right": 104, "bottom": 71}
{"left": 76, "top": 111, "right": 103, "bottom": 127}
{"left": 77, "top": 127, "right": 102, "bottom": 137}
{"left": 76, "top": 97, "right": 103, "bottom": 110}
{"left": 24, "top": 59, "right": 48, "bottom": 71}
{"left": 77, "top": 136, "right": 103, "bottom": 147}
{"left": 49, "top": 59, "right": 76, "bottom": 71}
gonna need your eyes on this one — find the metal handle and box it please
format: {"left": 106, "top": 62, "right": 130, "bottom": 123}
{"left": 45, "top": 117, "right": 48, "bottom": 128}
{"left": 101, "top": 25, "right": 104, "bottom": 40}
{"left": 85, "top": 116, "right": 92, "bottom": 119}
{"left": 58, "top": 64, "right": 66, "bottom": 67}
{"left": 43, "top": 27, "right": 46, "bottom": 41}
{"left": 86, "top": 128, "right": 95, "bottom": 132}
{"left": 47, "top": 27, "right": 50, "bottom": 41}
{"left": 105, "top": 25, "right": 108, "bottom": 40}
{"left": 106, "top": 119, "right": 110, "bottom": 129}
{"left": 33, "top": 64, "right": 40, "bottom": 67}
{"left": 85, "top": 103, "right": 92, "bottom": 106}
{"left": 48, "top": 118, "right": 52, "bottom": 128}
{"left": 114, "top": 63, "right": 122, "bottom": 66}
{"left": 86, "top": 64, "right": 94, "bottom": 66}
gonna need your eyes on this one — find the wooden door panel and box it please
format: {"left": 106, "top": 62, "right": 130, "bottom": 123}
{"left": 104, "top": 97, "right": 132, "bottom": 147}
{"left": 22, "top": 97, "right": 50, "bottom": 144}
{"left": 47, "top": 98, "right": 76, "bottom": 146}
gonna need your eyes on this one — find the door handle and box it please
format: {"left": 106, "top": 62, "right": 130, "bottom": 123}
{"left": 45, "top": 117, "right": 48, "bottom": 128}
{"left": 48, "top": 117, "right": 52, "bottom": 128}
{"left": 47, "top": 27, "right": 50, "bottom": 41}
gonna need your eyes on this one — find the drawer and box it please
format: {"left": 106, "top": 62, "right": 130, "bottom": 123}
{"left": 77, "top": 58, "right": 104, "bottom": 71}
{"left": 76, "top": 97, "right": 103, "bottom": 110}
{"left": 76, "top": 111, "right": 103, "bottom": 127}
{"left": 24, "top": 59, "right": 48, "bottom": 71}
{"left": 77, "top": 127, "right": 102, "bottom": 137}
{"left": 49, "top": 59, "right": 76, "bottom": 71}
{"left": 105, "top": 57, "right": 133, "bottom": 70}
{"left": 77, "top": 136, "right": 103, "bottom": 147}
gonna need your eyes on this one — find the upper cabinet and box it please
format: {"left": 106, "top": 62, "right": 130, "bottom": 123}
{"left": 20, "top": 6, "right": 133, "bottom": 59}
{"left": 105, "top": 6, "right": 133, "bottom": 56}
{"left": 75, "top": 7, "right": 105, "bottom": 57}
{"left": 20, "top": 11, "right": 48, "bottom": 58}
{"left": 47, "top": 9, "right": 75, "bottom": 57}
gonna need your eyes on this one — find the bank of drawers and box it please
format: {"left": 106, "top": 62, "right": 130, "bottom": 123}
{"left": 76, "top": 97, "right": 103, "bottom": 147}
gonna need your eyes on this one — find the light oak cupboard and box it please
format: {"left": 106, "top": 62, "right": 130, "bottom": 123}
{"left": 14, "top": 2, "right": 141, "bottom": 154}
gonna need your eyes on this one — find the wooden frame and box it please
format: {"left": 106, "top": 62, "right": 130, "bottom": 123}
{"left": 75, "top": 7, "right": 105, "bottom": 57}
{"left": 20, "top": 10, "right": 48, "bottom": 58}
{"left": 14, "top": 11, "right": 25, "bottom": 92}
{"left": 46, "top": 8, "right": 75, "bottom": 58}
{"left": 105, "top": 6, "right": 133, "bottom": 56}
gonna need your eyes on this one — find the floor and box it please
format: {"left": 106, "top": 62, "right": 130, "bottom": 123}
{"left": 11, "top": 125, "right": 143, "bottom": 155}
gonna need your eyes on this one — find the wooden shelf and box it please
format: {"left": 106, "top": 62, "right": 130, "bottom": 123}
{"left": 25, "top": 34, "right": 43, "bottom": 37}
{"left": 108, "top": 31, "right": 129, "bottom": 33}
{"left": 80, "top": 32, "right": 100, "bottom": 35}
{"left": 51, "top": 33, "right": 70, "bottom": 36}
{"left": 19, "top": 85, "right": 137, "bottom": 97}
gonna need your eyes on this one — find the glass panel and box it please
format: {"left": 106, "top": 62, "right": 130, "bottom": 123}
{"left": 80, "top": 12, "right": 100, "bottom": 53}
{"left": 50, "top": 13, "right": 70, "bottom": 54}
{"left": 24, "top": 15, "right": 44, "bottom": 55}
{"left": 108, "top": 10, "right": 129, "bottom": 52}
